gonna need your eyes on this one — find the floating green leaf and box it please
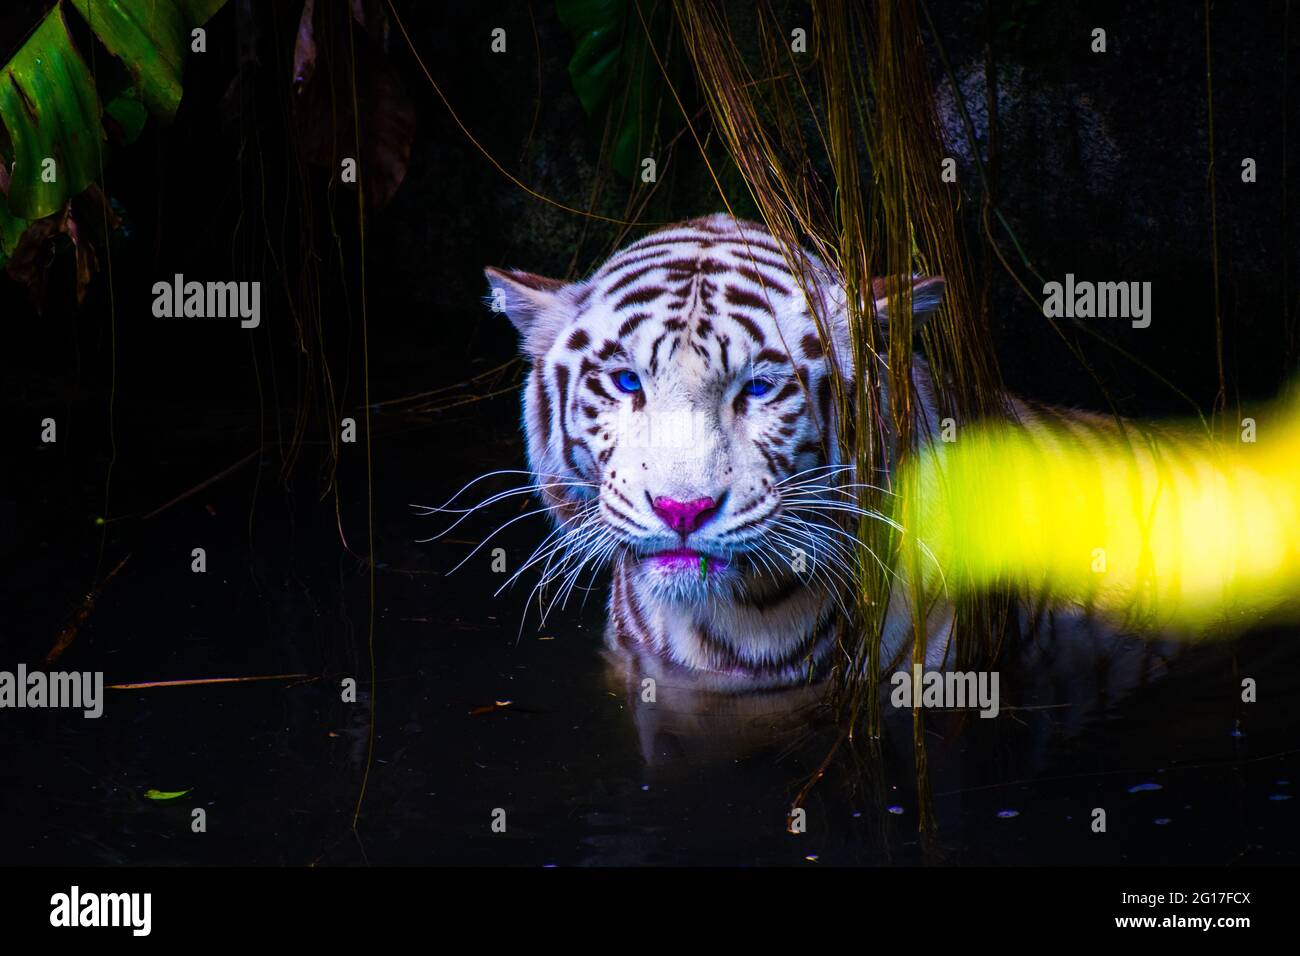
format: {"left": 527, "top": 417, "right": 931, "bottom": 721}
{"left": 144, "top": 788, "right": 193, "bottom": 801}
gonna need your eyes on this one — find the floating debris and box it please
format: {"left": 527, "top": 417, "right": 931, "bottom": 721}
{"left": 109, "top": 673, "right": 312, "bottom": 690}
{"left": 1268, "top": 794, "right": 1292, "bottom": 802}
{"left": 45, "top": 555, "right": 130, "bottom": 666}
{"left": 996, "top": 809, "right": 1020, "bottom": 819}
{"left": 140, "top": 450, "right": 258, "bottom": 521}
{"left": 144, "top": 788, "right": 192, "bottom": 801}
{"left": 1128, "top": 783, "right": 1164, "bottom": 793}
{"left": 1153, "top": 817, "right": 1172, "bottom": 825}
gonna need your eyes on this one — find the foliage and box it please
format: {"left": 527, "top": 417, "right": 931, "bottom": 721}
{"left": 0, "top": 0, "right": 226, "bottom": 268}
{"left": 557, "top": 0, "right": 688, "bottom": 180}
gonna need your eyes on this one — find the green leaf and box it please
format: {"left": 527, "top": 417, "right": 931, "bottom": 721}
{"left": 558, "top": 0, "right": 626, "bottom": 114}
{"left": 0, "top": 0, "right": 227, "bottom": 247}
{"left": 557, "top": 0, "right": 685, "bottom": 180}
{"left": 0, "top": 212, "right": 28, "bottom": 266}
{"left": 0, "top": 187, "right": 28, "bottom": 265}
{"left": 144, "top": 788, "right": 193, "bottom": 801}
{"left": 0, "top": 6, "right": 104, "bottom": 220}
{"left": 68, "top": 0, "right": 227, "bottom": 121}
{"left": 104, "top": 87, "right": 148, "bottom": 145}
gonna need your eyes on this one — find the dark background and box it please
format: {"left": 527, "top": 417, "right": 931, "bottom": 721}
{"left": 0, "top": 0, "right": 1297, "bottom": 866}
{"left": 4, "top": 0, "right": 1297, "bottom": 426}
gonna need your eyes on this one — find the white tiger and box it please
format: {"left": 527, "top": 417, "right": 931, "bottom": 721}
{"left": 485, "top": 214, "right": 959, "bottom": 690}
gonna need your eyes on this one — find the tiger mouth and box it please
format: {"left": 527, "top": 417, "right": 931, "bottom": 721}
{"left": 644, "top": 547, "right": 732, "bottom": 572}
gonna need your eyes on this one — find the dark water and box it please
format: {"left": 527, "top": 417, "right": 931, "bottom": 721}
{"left": 3, "top": 400, "right": 1298, "bottom": 867}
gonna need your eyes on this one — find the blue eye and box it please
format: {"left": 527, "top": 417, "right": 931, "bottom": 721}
{"left": 613, "top": 369, "right": 642, "bottom": 393}
{"left": 744, "top": 376, "right": 776, "bottom": 397}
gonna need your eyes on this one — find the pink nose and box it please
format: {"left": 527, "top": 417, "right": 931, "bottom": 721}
{"left": 651, "top": 496, "right": 719, "bottom": 536}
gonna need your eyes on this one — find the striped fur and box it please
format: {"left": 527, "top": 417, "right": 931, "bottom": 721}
{"left": 486, "top": 215, "right": 947, "bottom": 690}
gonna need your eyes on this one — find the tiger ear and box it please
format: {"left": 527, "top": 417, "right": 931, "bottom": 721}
{"left": 871, "top": 275, "right": 946, "bottom": 333}
{"left": 484, "top": 267, "right": 570, "bottom": 357}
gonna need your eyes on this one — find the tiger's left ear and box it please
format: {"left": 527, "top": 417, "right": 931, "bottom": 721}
{"left": 871, "top": 275, "right": 946, "bottom": 334}
{"left": 484, "top": 267, "right": 572, "bottom": 357}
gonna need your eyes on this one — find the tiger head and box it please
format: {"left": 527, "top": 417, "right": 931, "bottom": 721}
{"left": 485, "top": 215, "right": 944, "bottom": 610}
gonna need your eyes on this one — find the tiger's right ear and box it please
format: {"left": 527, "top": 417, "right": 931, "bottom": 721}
{"left": 871, "top": 274, "right": 946, "bottom": 335}
{"left": 484, "top": 267, "right": 570, "bottom": 358}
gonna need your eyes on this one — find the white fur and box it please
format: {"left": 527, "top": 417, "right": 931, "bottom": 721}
{"left": 487, "top": 215, "right": 948, "bottom": 689}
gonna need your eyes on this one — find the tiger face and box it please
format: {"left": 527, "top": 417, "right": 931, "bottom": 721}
{"left": 486, "top": 215, "right": 942, "bottom": 615}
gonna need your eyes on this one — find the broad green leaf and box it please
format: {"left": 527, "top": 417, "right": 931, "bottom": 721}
{"left": 0, "top": 6, "right": 104, "bottom": 220}
{"left": 0, "top": 0, "right": 227, "bottom": 253}
{"left": 144, "top": 788, "right": 193, "bottom": 801}
{"left": 69, "top": 0, "right": 227, "bottom": 121}
{"left": 557, "top": 0, "right": 685, "bottom": 180}
{"left": 558, "top": 0, "right": 626, "bottom": 115}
